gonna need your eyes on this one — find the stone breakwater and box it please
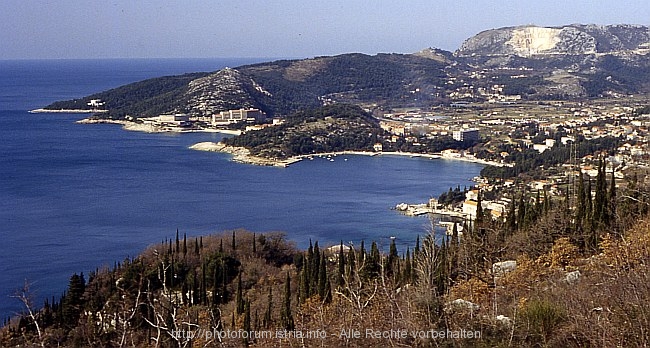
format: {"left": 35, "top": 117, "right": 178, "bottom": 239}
{"left": 189, "top": 142, "right": 289, "bottom": 167}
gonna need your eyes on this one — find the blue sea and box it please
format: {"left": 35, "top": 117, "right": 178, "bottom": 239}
{"left": 0, "top": 58, "right": 482, "bottom": 319}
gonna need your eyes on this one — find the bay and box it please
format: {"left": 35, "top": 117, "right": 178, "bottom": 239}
{"left": 0, "top": 59, "right": 482, "bottom": 319}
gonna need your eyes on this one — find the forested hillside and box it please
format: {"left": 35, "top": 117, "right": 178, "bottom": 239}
{"left": 3, "top": 168, "right": 650, "bottom": 347}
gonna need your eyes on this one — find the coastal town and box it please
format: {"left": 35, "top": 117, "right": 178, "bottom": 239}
{"left": 60, "top": 93, "right": 650, "bottom": 234}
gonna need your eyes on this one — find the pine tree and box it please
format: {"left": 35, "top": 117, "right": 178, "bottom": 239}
{"left": 62, "top": 273, "right": 86, "bottom": 328}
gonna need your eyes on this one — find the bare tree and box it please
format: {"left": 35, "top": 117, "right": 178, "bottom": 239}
{"left": 12, "top": 280, "right": 45, "bottom": 348}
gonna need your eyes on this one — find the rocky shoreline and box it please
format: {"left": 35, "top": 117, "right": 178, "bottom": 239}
{"left": 189, "top": 142, "right": 289, "bottom": 167}
{"left": 30, "top": 108, "right": 108, "bottom": 114}
{"left": 189, "top": 142, "right": 509, "bottom": 168}
{"left": 75, "top": 118, "right": 163, "bottom": 133}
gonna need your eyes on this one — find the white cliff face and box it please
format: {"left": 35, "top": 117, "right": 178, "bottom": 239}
{"left": 457, "top": 24, "right": 650, "bottom": 57}
{"left": 507, "top": 27, "right": 562, "bottom": 56}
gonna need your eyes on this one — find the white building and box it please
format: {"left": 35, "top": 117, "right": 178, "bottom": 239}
{"left": 156, "top": 114, "right": 190, "bottom": 126}
{"left": 453, "top": 128, "right": 479, "bottom": 142}
{"left": 211, "top": 108, "right": 266, "bottom": 125}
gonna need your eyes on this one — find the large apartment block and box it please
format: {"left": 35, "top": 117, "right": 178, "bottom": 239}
{"left": 211, "top": 108, "right": 266, "bottom": 125}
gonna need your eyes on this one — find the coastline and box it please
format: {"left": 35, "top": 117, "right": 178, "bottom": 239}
{"left": 75, "top": 117, "right": 242, "bottom": 135}
{"left": 189, "top": 141, "right": 508, "bottom": 168}
{"left": 30, "top": 108, "right": 108, "bottom": 114}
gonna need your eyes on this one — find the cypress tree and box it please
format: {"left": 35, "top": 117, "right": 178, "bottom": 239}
{"left": 212, "top": 266, "right": 220, "bottom": 306}
{"left": 475, "top": 190, "right": 484, "bottom": 227}
{"left": 576, "top": 173, "right": 586, "bottom": 229}
{"left": 263, "top": 285, "right": 272, "bottom": 328}
{"left": 387, "top": 238, "right": 398, "bottom": 275}
{"left": 337, "top": 241, "right": 345, "bottom": 288}
{"left": 202, "top": 263, "right": 207, "bottom": 305}
{"left": 347, "top": 245, "right": 356, "bottom": 280}
{"left": 359, "top": 240, "right": 366, "bottom": 262}
{"left": 236, "top": 273, "right": 244, "bottom": 315}
{"left": 221, "top": 263, "right": 228, "bottom": 303}
{"left": 232, "top": 231, "right": 236, "bottom": 251}
{"left": 299, "top": 259, "right": 310, "bottom": 303}
{"left": 543, "top": 189, "right": 550, "bottom": 214}
{"left": 609, "top": 168, "right": 617, "bottom": 229}
{"left": 194, "top": 238, "right": 199, "bottom": 256}
{"left": 365, "top": 241, "right": 381, "bottom": 279}
{"left": 183, "top": 233, "right": 187, "bottom": 256}
{"left": 219, "top": 239, "right": 223, "bottom": 253}
{"left": 280, "top": 272, "right": 294, "bottom": 330}
{"left": 415, "top": 235, "right": 420, "bottom": 256}
{"left": 175, "top": 229, "right": 180, "bottom": 253}
{"left": 506, "top": 197, "right": 517, "bottom": 233}
{"left": 586, "top": 178, "right": 593, "bottom": 223}
{"left": 324, "top": 276, "right": 332, "bottom": 303}
{"left": 252, "top": 232, "right": 257, "bottom": 254}
{"left": 318, "top": 254, "right": 327, "bottom": 299}
{"left": 311, "top": 242, "right": 321, "bottom": 291}
{"left": 243, "top": 299, "right": 251, "bottom": 346}
{"left": 191, "top": 270, "right": 199, "bottom": 306}
{"left": 517, "top": 194, "right": 526, "bottom": 229}
{"left": 404, "top": 247, "right": 412, "bottom": 283}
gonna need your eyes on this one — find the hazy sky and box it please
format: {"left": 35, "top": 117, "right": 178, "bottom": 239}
{"left": 1, "top": 0, "right": 649, "bottom": 59}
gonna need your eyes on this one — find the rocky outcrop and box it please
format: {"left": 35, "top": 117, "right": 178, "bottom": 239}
{"left": 457, "top": 24, "right": 650, "bottom": 57}
{"left": 186, "top": 68, "right": 269, "bottom": 117}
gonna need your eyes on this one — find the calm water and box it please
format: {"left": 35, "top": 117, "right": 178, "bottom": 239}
{"left": 0, "top": 59, "right": 482, "bottom": 319}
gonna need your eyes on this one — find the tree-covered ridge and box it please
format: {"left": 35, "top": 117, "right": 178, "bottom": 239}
{"left": 236, "top": 53, "right": 449, "bottom": 115}
{"left": 44, "top": 53, "right": 450, "bottom": 119}
{"left": 45, "top": 72, "right": 209, "bottom": 118}
{"left": 223, "top": 104, "right": 385, "bottom": 159}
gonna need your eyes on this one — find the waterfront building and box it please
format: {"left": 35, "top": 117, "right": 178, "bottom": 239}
{"left": 453, "top": 128, "right": 479, "bottom": 142}
{"left": 156, "top": 114, "right": 190, "bottom": 126}
{"left": 211, "top": 108, "right": 266, "bottom": 125}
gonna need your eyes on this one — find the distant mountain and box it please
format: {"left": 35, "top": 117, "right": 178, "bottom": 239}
{"left": 45, "top": 24, "right": 650, "bottom": 118}
{"left": 456, "top": 24, "right": 650, "bottom": 57}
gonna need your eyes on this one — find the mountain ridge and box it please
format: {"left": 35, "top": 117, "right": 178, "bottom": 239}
{"left": 45, "top": 23, "right": 650, "bottom": 118}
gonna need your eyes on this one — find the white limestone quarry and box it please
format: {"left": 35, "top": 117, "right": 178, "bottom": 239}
{"left": 507, "top": 26, "right": 562, "bottom": 56}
